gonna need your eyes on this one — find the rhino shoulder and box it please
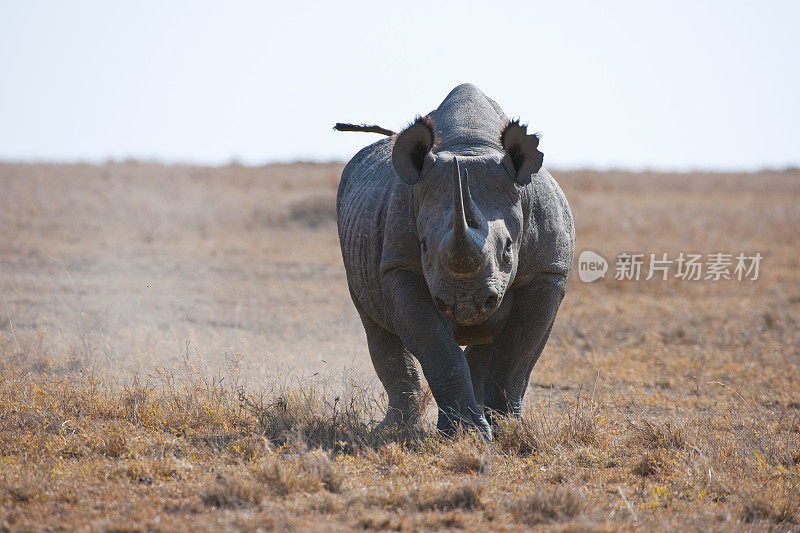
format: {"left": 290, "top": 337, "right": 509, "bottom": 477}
{"left": 339, "top": 137, "right": 393, "bottom": 194}
{"left": 379, "top": 184, "right": 422, "bottom": 278}
{"left": 518, "top": 169, "right": 575, "bottom": 282}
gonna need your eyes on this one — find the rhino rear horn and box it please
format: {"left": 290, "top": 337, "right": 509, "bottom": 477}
{"left": 392, "top": 116, "right": 437, "bottom": 185}
{"left": 500, "top": 119, "right": 543, "bottom": 185}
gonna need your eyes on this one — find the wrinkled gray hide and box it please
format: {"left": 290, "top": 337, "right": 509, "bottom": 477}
{"left": 337, "top": 84, "right": 574, "bottom": 439}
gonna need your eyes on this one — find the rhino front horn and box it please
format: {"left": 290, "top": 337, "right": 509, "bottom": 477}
{"left": 441, "top": 157, "right": 485, "bottom": 279}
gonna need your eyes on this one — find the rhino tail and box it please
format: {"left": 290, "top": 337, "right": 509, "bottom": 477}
{"left": 333, "top": 123, "right": 395, "bottom": 136}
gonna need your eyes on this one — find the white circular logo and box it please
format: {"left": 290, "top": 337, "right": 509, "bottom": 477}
{"left": 578, "top": 250, "right": 608, "bottom": 282}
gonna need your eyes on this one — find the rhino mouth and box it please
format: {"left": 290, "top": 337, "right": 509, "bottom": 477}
{"left": 434, "top": 291, "right": 501, "bottom": 326}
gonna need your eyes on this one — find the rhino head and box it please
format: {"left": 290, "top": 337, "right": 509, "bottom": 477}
{"left": 391, "top": 116, "right": 543, "bottom": 327}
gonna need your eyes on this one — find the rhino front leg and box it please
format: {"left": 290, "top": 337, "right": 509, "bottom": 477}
{"left": 382, "top": 269, "right": 491, "bottom": 439}
{"left": 359, "top": 313, "right": 423, "bottom": 428}
{"left": 464, "top": 344, "right": 493, "bottom": 409}
{"left": 483, "top": 274, "right": 566, "bottom": 424}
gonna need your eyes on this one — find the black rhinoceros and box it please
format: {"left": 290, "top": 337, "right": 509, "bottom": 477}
{"left": 336, "top": 84, "right": 574, "bottom": 439}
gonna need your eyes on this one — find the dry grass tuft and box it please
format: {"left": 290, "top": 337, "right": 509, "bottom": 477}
{"left": 631, "top": 419, "right": 686, "bottom": 450}
{"left": 740, "top": 491, "right": 800, "bottom": 525}
{"left": 308, "top": 492, "right": 345, "bottom": 514}
{"left": 416, "top": 480, "right": 484, "bottom": 511}
{"left": 493, "top": 416, "right": 543, "bottom": 456}
{"left": 506, "top": 486, "right": 584, "bottom": 524}
{"left": 202, "top": 448, "right": 344, "bottom": 508}
{"left": 3, "top": 486, "right": 36, "bottom": 505}
{"left": 365, "top": 479, "right": 484, "bottom": 512}
{"left": 116, "top": 457, "right": 189, "bottom": 483}
{"left": 201, "top": 473, "right": 268, "bottom": 509}
{"left": 441, "top": 432, "right": 490, "bottom": 473}
{"left": 632, "top": 451, "right": 667, "bottom": 477}
{"left": 356, "top": 511, "right": 405, "bottom": 531}
{"left": 300, "top": 449, "right": 345, "bottom": 493}
{"left": 376, "top": 441, "right": 405, "bottom": 467}
{"left": 239, "top": 378, "right": 384, "bottom": 452}
{"left": 255, "top": 450, "right": 344, "bottom": 496}
{"left": 87, "top": 426, "right": 130, "bottom": 458}
{"left": 493, "top": 396, "right": 602, "bottom": 457}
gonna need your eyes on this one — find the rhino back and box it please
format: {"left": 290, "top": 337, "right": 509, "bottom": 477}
{"left": 337, "top": 137, "right": 397, "bottom": 326}
{"left": 429, "top": 83, "right": 508, "bottom": 152}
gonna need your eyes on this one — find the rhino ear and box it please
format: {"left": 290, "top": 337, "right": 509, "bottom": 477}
{"left": 392, "top": 116, "right": 437, "bottom": 184}
{"left": 500, "top": 119, "right": 543, "bottom": 185}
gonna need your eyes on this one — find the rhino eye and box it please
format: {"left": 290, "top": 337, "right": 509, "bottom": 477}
{"left": 421, "top": 239, "right": 428, "bottom": 254}
{"left": 504, "top": 238, "right": 513, "bottom": 254}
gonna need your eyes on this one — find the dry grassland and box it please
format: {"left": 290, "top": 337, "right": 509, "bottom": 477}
{"left": 0, "top": 161, "right": 798, "bottom": 531}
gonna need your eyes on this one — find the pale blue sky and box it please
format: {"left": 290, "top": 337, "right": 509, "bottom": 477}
{"left": 1, "top": 1, "right": 798, "bottom": 170}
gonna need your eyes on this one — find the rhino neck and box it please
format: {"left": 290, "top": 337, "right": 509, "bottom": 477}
{"left": 429, "top": 83, "right": 508, "bottom": 151}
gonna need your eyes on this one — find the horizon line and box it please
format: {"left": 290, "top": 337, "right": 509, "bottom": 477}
{"left": 1, "top": 156, "right": 799, "bottom": 175}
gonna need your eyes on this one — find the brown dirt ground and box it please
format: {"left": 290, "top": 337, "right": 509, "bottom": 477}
{"left": 0, "top": 161, "right": 798, "bottom": 531}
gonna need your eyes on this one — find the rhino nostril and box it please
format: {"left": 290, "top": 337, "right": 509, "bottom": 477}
{"left": 482, "top": 295, "right": 498, "bottom": 313}
{"left": 434, "top": 298, "right": 452, "bottom": 317}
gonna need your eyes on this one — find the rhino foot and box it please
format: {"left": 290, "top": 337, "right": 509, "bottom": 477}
{"left": 437, "top": 405, "right": 492, "bottom": 441}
